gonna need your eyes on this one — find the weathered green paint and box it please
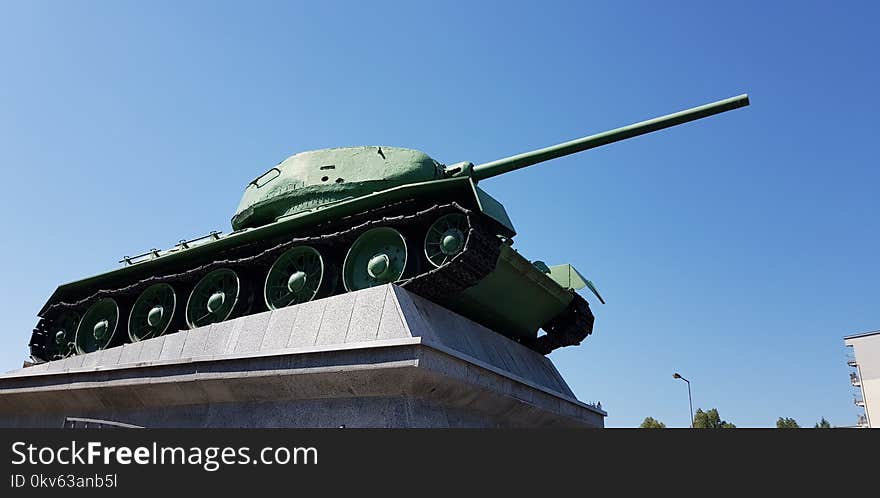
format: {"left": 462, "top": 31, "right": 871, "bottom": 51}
{"left": 233, "top": 147, "right": 444, "bottom": 230}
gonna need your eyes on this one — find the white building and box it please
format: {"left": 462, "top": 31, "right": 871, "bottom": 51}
{"left": 845, "top": 330, "right": 879, "bottom": 428}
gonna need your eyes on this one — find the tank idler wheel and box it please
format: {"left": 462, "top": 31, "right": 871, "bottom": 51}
{"left": 49, "top": 311, "right": 80, "bottom": 359}
{"left": 264, "top": 246, "right": 324, "bottom": 309}
{"left": 129, "top": 283, "right": 177, "bottom": 342}
{"left": 75, "top": 298, "right": 120, "bottom": 355}
{"left": 186, "top": 268, "right": 240, "bottom": 328}
{"left": 424, "top": 213, "right": 468, "bottom": 267}
{"left": 342, "top": 227, "right": 408, "bottom": 291}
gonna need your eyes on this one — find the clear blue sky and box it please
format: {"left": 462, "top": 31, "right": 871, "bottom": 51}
{"left": 1, "top": 1, "right": 876, "bottom": 428}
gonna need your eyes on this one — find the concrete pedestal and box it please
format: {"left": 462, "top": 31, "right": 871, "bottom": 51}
{"left": 0, "top": 285, "right": 605, "bottom": 428}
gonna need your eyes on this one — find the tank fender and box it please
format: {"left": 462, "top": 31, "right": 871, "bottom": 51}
{"left": 548, "top": 264, "right": 605, "bottom": 304}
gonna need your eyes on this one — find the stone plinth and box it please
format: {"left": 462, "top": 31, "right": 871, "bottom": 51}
{"left": 0, "top": 285, "right": 605, "bottom": 428}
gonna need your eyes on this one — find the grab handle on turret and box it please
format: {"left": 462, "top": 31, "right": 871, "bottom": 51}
{"left": 470, "top": 94, "right": 749, "bottom": 182}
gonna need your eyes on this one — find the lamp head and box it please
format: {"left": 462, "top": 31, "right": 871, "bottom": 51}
{"left": 673, "top": 373, "right": 681, "bottom": 379}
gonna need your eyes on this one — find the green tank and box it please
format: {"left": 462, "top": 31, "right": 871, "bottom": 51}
{"left": 28, "top": 94, "right": 749, "bottom": 363}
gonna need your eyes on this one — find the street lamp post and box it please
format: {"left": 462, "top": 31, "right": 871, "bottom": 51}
{"left": 673, "top": 372, "right": 694, "bottom": 428}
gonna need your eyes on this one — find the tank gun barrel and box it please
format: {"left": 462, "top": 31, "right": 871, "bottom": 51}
{"left": 471, "top": 93, "right": 749, "bottom": 181}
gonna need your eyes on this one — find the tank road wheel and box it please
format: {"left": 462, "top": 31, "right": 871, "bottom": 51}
{"left": 264, "top": 246, "right": 324, "bottom": 310}
{"left": 75, "top": 298, "right": 120, "bottom": 355}
{"left": 186, "top": 268, "right": 241, "bottom": 328}
{"left": 48, "top": 311, "right": 80, "bottom": 359}
{"left": 128, "top": 283, "right": 177, "bottom": 341}
{"left": 424, "top": 213, "right": 468, "bottom": 267}
{"left": 343, "top": 227, "right": 408, "bottom": 291}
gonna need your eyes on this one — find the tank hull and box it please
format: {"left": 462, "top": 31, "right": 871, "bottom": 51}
{"left": 446, "top": 245, "right": 573, "bottom": 339}
{"left": 30, "top": 178, "right": 592, "bottom": 362}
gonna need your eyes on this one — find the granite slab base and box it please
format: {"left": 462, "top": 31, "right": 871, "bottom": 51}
{"left": 0, "top": 285, "right": 605, "bottom": 428}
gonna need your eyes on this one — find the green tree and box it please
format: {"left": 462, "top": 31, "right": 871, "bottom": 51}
{"left": 639, "top": 417, "right": 666, "bottom": 428}
{"left": 693, "top": 408, "right": 736, "bottom": 429}
{"left": 776, "top": 417, "right": 800, "bottom": 428}
{"left": 814, "top": 417, "right": 832, "bottom": 428}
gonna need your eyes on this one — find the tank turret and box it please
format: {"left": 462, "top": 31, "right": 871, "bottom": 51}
{"left": 28, "top": 94, "right": 749, "bottom": 363}
{"left": 232, "top": 147, "right": 444, "bottom": 230}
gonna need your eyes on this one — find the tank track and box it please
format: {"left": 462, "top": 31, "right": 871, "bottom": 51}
{"left": 397, "top": 210, "right": 501, "bottom": 302}
{"left": 38, "top": 202, "right": 495, "bottom": 311}
{"left": 31, "top": 201, "right": 591, "bottom": 360}
{"left": 523, "top": 293, "right": 594, "bottom": 355}
{"left": 30, "top": 318, "right": 55, "bottom": 360}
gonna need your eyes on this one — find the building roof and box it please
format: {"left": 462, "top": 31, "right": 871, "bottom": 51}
{"left": 844, "top": 329, "right": 880, "bottom": 340}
